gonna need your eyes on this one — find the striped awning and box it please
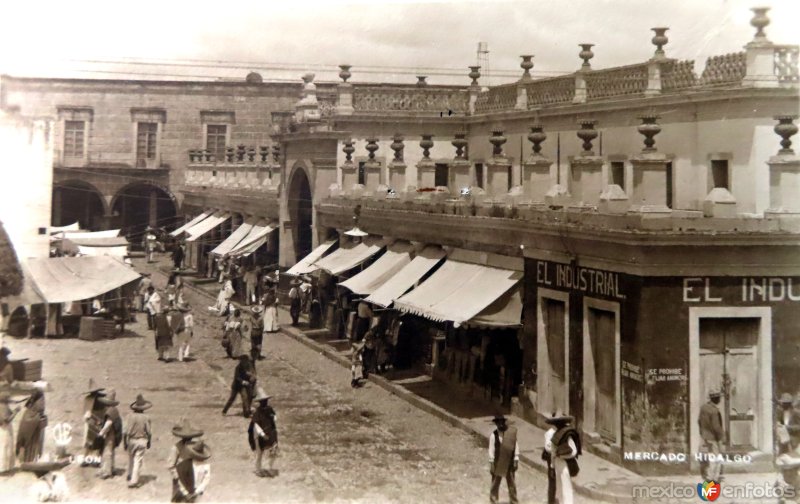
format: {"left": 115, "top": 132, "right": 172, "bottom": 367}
{"left": 285, "top": 240, "right": 337, "bottom": 276}
{"left": 228, "top": 221, "right": 277, "bottom": 257}
{"left": 186, "top": 212, "right": 230, "bottom": 243}
{"left": 171, "top": 211, "right": 212, "bottom": 237}
{"left": 365, "top": 245, "right": 445, "bottom": 308}
{"left": 339, "top": 241, "right": 414, "bottom": 295}
{"left": 312, "top": 237, "right": 386, "bottom": 276}
{"left": 210, "top": 219, "right": 255, "bottom": 256}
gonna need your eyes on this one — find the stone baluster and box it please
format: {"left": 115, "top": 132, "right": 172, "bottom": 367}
{"left": 364, "top": 137, "right": 382, "bottom": 195}
{"left": 416, "top": 134, "right": 436, "bottom": 190}
{"left": 225, "top": 146, "right": 235, "bottom": 164}
{"left": 416, "top": 76, "right": 428, "bottom": 87}
{"left": 468, "top": 66, "right": 481, "bottom": 115}
{"left": 523, "top": 125, "right": 554, "bottom": 205}
{"left": 573, "top": 44, "right": 593, "bottom": 104}
{"left": 450, "top": 131, "right": 470, "bottom": 193}
{"left": 645, "top": 28, "right": 669, "bottom": 97}
{"left": 296, "top": 73, "right": 321, "bottom": 123}
{"left": 336, "top": 64, "right": 354, "bottom": 116}
{"left": 340, "top": 139, "right": 357, "bottom": 193}
{"left": 516, "top": 55, "right": 533, "bottom": 110}
{"left": 569, "top": 120, "right": 603, "bottom": 208}
{"left": 388, "top": 133, "right": 406, "bottom": 194}
{"left": 486, "top": 130, "right": 511, "bottom": 200}
{"left": 766, "top": 115, "right": 800, "bottom": 215}
{"left": 743, "top": 7, "right": 779, "bottom": 88}
{"left": 629, "top": 114, "right": 671, "bottom": 215}
{"left": 203, "top": 149, "right": 212, "bottom": 163}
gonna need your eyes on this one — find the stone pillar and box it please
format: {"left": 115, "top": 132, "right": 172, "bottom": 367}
{"left": 522, "top": 125, "right": 553, "bottom": 204}
{"left": 468, "top": 66, "right": 481, "bottom": 115}
{"left": 742, "top": 7, "right": 779, "bottom": 89}
{"left": 148, "top": 189, "right": 158, "bottom": 227}
{"left": 486, "top": 130, "right": 511, "bottom": 199}
{"left": 336, "top": 65, "right": 354, "bottom": 115}
{"left": 573, "top": 44, "right": 593, "bottom": 104}
{"left": 766, "top": 115, "right": 800, "bottom": 214}
{"left": 450, "top": 132, "right": 470, "bottom": 192}
{"left": 416, "top": 134, "right": 435, "bottom": 189}
{"left": 295, "top": 73, "right": 321, "bottom": 123}
{"left": 569, "top": 120, "right": 603, "bottom": 207}
{"left": 630, "top": 115, "right": 671, "bottom": 214}
{"left": 388, "top": 133, "right": 406, "bottom": 193}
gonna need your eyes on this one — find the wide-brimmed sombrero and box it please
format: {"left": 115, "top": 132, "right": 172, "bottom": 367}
{"left": 251, "top": 305, "right": 264, "bottom": 314}
{"left": 779, "top": 392, "right": 794, "bottom": 404}
{"left": 253, "top": 387, "right": 271, "bottom": 403}
{"left": 84, "top": 378, "right": 105, "bottom": 395}
{"left": 20, "top": 460, "right": 70, "bottom": 477}
{"left": 490, "top": 414, "right": 509, "bottom": 424}
{"left": 544, "top": 412, "right": 575, "bottom": 425}
{"left": 186, "top": 440, "right": 212, "bottom": 461}
{"left": 97, "top": 388, "right": 119, "bottom": 407}
{"left": 172, "top": 419, "right": 203, "bottom": 439}
{"left": 130, "top": 394, "right": 153, "bottom": 411}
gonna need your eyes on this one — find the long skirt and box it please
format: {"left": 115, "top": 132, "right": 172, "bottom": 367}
{"left": 229, "top": 331, "right": 244, "bottom": 358}
{"left": 0, "top": 423, "right": 14, "bottom": 473}
{"left": 263, "top": 306, "right": 279, "bottom": 333}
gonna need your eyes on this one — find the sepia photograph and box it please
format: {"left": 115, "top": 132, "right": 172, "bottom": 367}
{"left": 0, "top": 0, "right": 798, "bottom": 502}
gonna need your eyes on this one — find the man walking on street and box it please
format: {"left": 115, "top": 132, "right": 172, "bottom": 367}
{"left": 543, "top": 413, "right": 580, "bottom": 504}
{"left": 248, "top": 387, "right": 279, "bottom": 477}
{"left": 168, "top": 420, "right": 210, "bottom": 503}
{"left": 244, "top": 266, "right": 258, "bottom": 306}
{"left": 222, "top": 355, "right": 256, "bottom": 418}
{"left": 97, "top": 389, "right": 123, "bottom": 479}
{"left": 698, "top": 389, "right": 725, "bottom": 481}
{"left": 125, "top": 394, "right": 152, "bottom": 488}
{"left": 154, "top": 306, "right": 175, "bottom": 362}
{"left": 488, "top": 414, "right": 519, "bottom": 504}
{"left": 249, "top": 305, "right": 265, "bottom": 362}
{"left": 288, "top": 279, "right": 301, "bottom": 326}
{"left": 144, "top": 286, "right": 161, "bottom": 331}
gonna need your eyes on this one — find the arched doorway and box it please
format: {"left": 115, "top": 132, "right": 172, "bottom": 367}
{"left": 111, "top": 182, "right": 177, "bottom": 246}
{"left": 52, "top": 181, "right": 106, "bottom": 230}
{"left": 288, "top": 167, "right": 313, "bottom": 262}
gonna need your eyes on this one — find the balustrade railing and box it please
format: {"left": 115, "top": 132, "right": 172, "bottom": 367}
{"left": 524, "top": 75, "right": 575, "bottom": 108}
{"left": 700, "top": 52, "right": 746, "bottom": 86}
{"left": 474, "top": 84, "right": 517, "bottom": 113}
{"left": 775, "top": 45, "right": 800, "bottom": 84}
{"left": 661, "top": 59, "right": 698, "bottom": 91}
{"left": 185, "top": 146, "right": 279, "bottom": 193}
{"left": 352, "top": 85, "right": 469, "bottom": 114}
{"left": 585, "top": 63, "right": 649, "bottom": 100}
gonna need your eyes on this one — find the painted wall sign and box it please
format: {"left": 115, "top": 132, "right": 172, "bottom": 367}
{"left": 622, "top": 360, "right": 644, "bottom": 382}
{"left": 682, "top": 277, "right": 800, "bottom": 303}
{"left": 647, "top": 367, "right": 687, "bottom": 383}
{"left": 535, "top": 260, "right": 626, "bottom": 299}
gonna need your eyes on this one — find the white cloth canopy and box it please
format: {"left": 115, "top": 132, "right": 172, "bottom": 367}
{"left": 50, "top": 222, "right": 81, "bottom": 233}
{"left": 365, "top": 245, "right": 446, "bottom": 307}
{"left": 312, "top": 237, "right": 386, "bottom": 276}
{"left": 285, "top": 240, "right": 337, "bottom": 276}
{"left": 393, "top": 249, "right": 522, "bottom": 327}
{"left": 338, "top": 241, "right": 414, "bottom": 295}
{"left": 24, "top": 256, "right": 141, "bottom": 303}
{"left": 210, "top": 219, "right": 255, "bottom": 256}
{"left": 185, "top": 212, "right": 230, "bottom": 242}
{"left": 55, "top": 229, "right": 120, "bottom": 240}
{"left": 227, "top": 221, "right": 277, "bottom": 257}
{"left": 171, "top": 211, "right": 212, "bottom": 237}
{"left": 77, "top": 245, "right": 128, "bottom": 257}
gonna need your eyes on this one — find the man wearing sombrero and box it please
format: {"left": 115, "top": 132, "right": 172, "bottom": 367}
{"left": 124, "top": 394, "right": 153, "bottom": 488}
{"left": 698, "top": 389, "right": 724, "bottom": 481}
{"left": 96, "top": 388, "right": 123, "bottom": 479}
{"left": 82, "top": 378, "right": 106, "bottom": 466}
{"left": 168, "top": 419, "right": 211, "bottom": 502}
{"left": 542, "top": 412, "right": 580, "bottom": 504}
{"left": 488, "top": 414, "right": 519, "bottom": 504}
{"left": 248, "top": 387, "right": 278, "bottom": 477}
{"left": 249, "top": 305, "right": 265, "bottom": 362}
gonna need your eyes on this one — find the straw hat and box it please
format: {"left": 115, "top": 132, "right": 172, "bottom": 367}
{"left": 97, "top": 388, "right": 119, "bottom": 407}
{"left": 84, "top": 378, "right": 105, "bottom": 395}
{"left": 779, "top": 392, "right": 794, "bottom": 404}
{"left": 253, "top": 387, "right": 271, "bottom": 403}
{"left": 250, "top": 305, "right": 264, "bottom": 314}
{"left": 172, "top": 418, "right": 203, "bottom": 439}
{"left": 20, "top": 460, "right": 70, "bottom": 477}
{"left": 544, "top": 411, "right": 574, "bottom": 426}
{"left": 708, "top": 389, "right": 722, "bottom": 399}
{"left": 186, "top": 440, "right": 212, "bottom": 461}
{"left": 491, "top": 414, "right": 508, "bottom": 425}
{"left": 130, "top": 394, "right": 153, "bottom": 412}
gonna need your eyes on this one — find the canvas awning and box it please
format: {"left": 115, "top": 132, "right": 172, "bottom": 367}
{"left": 466, "top": 286, "right": 523, "bottom": 328}
{"left": 286, "top": 240, "right": 337, "bottom": 276}
{"left": 50, "top": 222, "right": 80, "bottom": 233}
{"left": 365, "top": 245, "right": 446, "bottom": 307}
{"left": 2, "top": 262, "right": 45, "bottom": 309}
{"left": 393, "top": 249, "right": 523, "bottom": 327}
{"left": 312, "top": 237, "right": 386, "bottom": 276}
{"left": 227, "top": 221, "right": 277, "bottom": 257}
{"left": 170, "top": 211, "right": 212, "bottom": 237}
{"left": 77, "top": 245, "right": 129, "bottom": 257}
{"left": 186, "top": 212, "right": 230, "bottom": 242}
{"left": 54, "top": 229, "right": 120, "bottom": 240}
{"left": 210, "top": 219, "right": 255, "bottom": 256}
{"left": 24, "top": 256, "right": 141, "bottom": 304}
{"left": 339, "top": 241, "right": 414, "bottom": 295}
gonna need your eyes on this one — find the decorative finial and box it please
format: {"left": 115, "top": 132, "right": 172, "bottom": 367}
{"left": 468, "top": 66, "right": 481, "bottom": 87}
{"left": 338, "top": 65, "right": 352, "bottom": 83}
{"left": 651, "top": 28, "right": 669, "bottom": 59}
{"left": 579, "top": 44, "right": 595, "bottom": 70}
{"left": 576, "top": 120, "right": 598, "bottom": 155}
{"left": 520, "top": 55, "right": 534, "bottom": 81}
{"left": 773, "top": 115, "right": 798, "bottom": 155}
{"left": 637, "top": 114, "right": 662, "bottom": 153}
{"left": 750, "top": 7, "right": 770, "bottom": 42}
{"left": 527, "top": 125, "right": 547, "bottom": 157}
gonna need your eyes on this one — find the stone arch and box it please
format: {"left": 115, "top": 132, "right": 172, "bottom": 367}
{"left": 52, "top": 179, "right": 108, "bottom": 230}
{"left": 287, "top": 162, "right": 314, "bottom": 262}
{"left": 110, "top": 181, "right": 178, "bottom": 241}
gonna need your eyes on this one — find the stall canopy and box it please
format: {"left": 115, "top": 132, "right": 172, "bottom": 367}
{"left": 171, "top": 211, "right": 212, "bottom": 237}
{"left": 227, "top": 221, "right": 277, "bottom": 257}
{"left": 393, "top": 249, "right": 523, "bottom": 327}
{"left": 312, "top": 237, "right": 386, "bottom": 276}
{"left": 365, "top": 245, "right": 446, "bottom": 308}
{"left": 339, "top": 241, "right": 414, "bottom": 295}
{"left": 466, "top": 286, "right": 523, "bottom": 328}
{"left": 285, "top": 240, "right": 337, "bottom": 276}
{"left": 50, "top": 222, "right": 81, "bottom": 233}
{"left": 3, "top": 262, "right": 46, "bottom": 309}
{"left": 24, "top": 256, "right": 141, "bottom": 304}
{"left": 210, "top": 218, "right": 255, "bottom": 256}
{"left": 67, "top": 236, "right": 129, "bottom": 257}
{"left": 54, "top": 229, "right": 120, "bottom": 240}
{"left": 185, "top": 212, "right": 230, "bottom": 243}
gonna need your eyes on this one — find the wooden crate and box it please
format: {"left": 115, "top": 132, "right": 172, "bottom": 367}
{"left": 78, "top": 317, "right": 115, "bottom": 341}
{"left": 11, "top": 359, "right": 43, "bottom": 382}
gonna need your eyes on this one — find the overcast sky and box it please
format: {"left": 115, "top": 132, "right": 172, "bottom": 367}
{"left": 2, "top": 0, "right": 798, "bottom": 85}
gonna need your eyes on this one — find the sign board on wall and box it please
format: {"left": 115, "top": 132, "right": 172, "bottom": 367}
{"left": 534, "top": 260, "right": 626, "bottom": 299}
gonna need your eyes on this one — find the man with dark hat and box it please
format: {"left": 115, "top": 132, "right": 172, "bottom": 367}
{"left": 698, "top": 389, "right": 724, "bottom": 481}
{"left": 542, "top": 412, "right": 580, "bottom": 504}
{"left": 288, "top": 279, "right": 302, "bottom": 326}
{"left": 488, "top": 414, "right": 519, "bottom": 504}
{"left": 0, "top": 347, "right": 14, "bottom": 388}
{"left": 248, "top": 387, "right": 279, "bottom": 477}
{"left": 168, "top": 419, "right": 210, "bottom": 502}
{"left": 96, "top": 388, "right": 123, "bottom": 479}
{"left": 82, "top": 378, "right": 106, "bottom": 466}
{"left": 222, "top": 355, "right": 256, "bottom": 418}
{"left": 777, "top": 392, "right": 800, "bottom": 451}
{"left": 249, "top": 305, "right": 265, "bottom": 362}
{"left": 125, "top": 394, "right": 153, "bottom": 488}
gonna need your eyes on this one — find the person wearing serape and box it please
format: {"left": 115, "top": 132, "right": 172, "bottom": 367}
{"left": 249, "top": 305, "right": 265, "bottom": 361}
{"left": 82, "top": 378, "right": 106, "bottom": 465}
{"left": 248, "top": 387, "right": 279, "bottom": 477}
{"left": 223, "top": 309, "right": 245, "bottom": 359}
{"left": 488, "top": 414, "right": 519, "bottom": 504}
{"left": 16, "top": 388, "right": 47, "bottom": 463}
{"left": 542, "top": 412, "right": 581, "bottom": 504}
{"left": 168, "top": 420, "right": 210, "bottom": 503}
{"left": 124, "top": 394, "right": 153, "bottom": 488}
{"left": 222, "top": 355, "right": 256, "bottom": 418}
{"left": 262, "top": 288, "right": 280, "bottom": 334}
{"left": 96, "top": 388, "right": 123, "bottom": 479}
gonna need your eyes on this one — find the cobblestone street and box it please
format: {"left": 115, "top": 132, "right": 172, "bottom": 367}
{"left": 1, "top": 263, "right": 597, "bottom": 503}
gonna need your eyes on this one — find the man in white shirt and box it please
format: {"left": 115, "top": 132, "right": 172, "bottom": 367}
{"left": 144, "top": 286, "right": 161, "bottom": 330}
{"left": 543, "top": 413, "right": 580, "bottom": 504}
{"left": 488, "top": 415, "right": 519, "bottom": 504}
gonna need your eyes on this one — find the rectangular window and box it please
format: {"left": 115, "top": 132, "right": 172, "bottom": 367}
{"left": 474, "top": 163, "right": 484, "bottom": 189}
{"left": 434, "top": 163, "right": 449, "bottom": 187}
{"left": 711, "top": 159, "right": 729, "bottom": 189}
{"left": 358, "top": 161, "right": 366, "bottom": 185}
{"left": 610, "top": 161, "right": 625, "bottom": 187}
{"left": 206, "top": 124, "right": 227, "bottom": 162}
{"left": 63, "top": 120, "right": 85, "bottom": 158}
{"left": 136, "top": 122, "right": 158, "bottom": 165}
{"left": 666, "top": 162, "right": 673, "bottom": 209}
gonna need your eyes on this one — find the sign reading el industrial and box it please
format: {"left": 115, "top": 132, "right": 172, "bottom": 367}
{"left": 535, "top": 260, "right": 625, "bottom": 299}
{"left": 682, "top": 277, "right": 800, "bottom": 303}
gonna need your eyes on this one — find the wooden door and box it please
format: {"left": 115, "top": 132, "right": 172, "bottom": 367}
{"left": 590, "top": 308, "right": 617, "bottom": 442}
{"left": 544, "top": 298, "right": 567, "bottom": 415}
